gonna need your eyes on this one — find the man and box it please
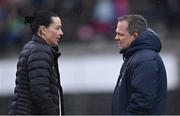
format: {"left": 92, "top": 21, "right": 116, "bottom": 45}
{"left": 9, "top": 11, "right": 64, "bottom": 115}
{"left": 112, "top": 14, "right": 167, "bottom": 115}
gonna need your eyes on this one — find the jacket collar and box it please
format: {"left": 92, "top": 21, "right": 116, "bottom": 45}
{"left": 32, "top": 34, "right": 48, "bottom": 45}
{"left": 51, "top": 45, "right": 61, "bottom": 58}
{"left": 32, "top": 34, "right": 61, "bottom": 58}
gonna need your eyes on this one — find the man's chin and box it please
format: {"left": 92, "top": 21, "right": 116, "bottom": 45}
{"left": 55, "top": 41, "right": 60, "bottom": 45}
{"left": 119, "top": 47, "right": 126, "bottom": 53}
{"left": 118, "top": 47, "right": 123, "bottom": 52}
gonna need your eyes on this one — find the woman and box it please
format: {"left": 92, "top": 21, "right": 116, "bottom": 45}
{"left": 9, "top": 10, "right": 64, "bottom": 115}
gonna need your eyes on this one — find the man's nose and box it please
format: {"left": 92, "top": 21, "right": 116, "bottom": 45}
{"left": 115, "top": 36, "right": 118, "bottom": 40}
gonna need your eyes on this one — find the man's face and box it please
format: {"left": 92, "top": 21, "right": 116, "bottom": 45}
{"left": 44, "top": 17, "right": 63, "bottom": 45}
{"left": 115, "top": 21, "right": 135, "bottom": 51}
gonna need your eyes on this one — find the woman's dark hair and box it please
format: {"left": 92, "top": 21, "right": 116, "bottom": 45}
{"left": 24, "top": 11, "right": 59, "bottom": 34}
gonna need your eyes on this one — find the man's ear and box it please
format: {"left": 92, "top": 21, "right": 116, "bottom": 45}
{"left": 132, "top": 32, "right": 138, "bottom": 40}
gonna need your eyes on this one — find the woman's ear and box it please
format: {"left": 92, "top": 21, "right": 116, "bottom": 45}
{"left": 38, "top": 26, "right": 47, "bottom": 36}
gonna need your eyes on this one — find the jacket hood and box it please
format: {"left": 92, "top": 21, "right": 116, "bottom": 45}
{"left": 123, "top": 28, "right": 162, "bottom": 59}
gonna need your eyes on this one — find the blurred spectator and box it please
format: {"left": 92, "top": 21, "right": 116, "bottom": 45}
{"left": 0, "top": 5, "right": 8, "bottom": 53}
{"left": 163, "top": 0, "right": 180, "bottom": 30}
{"left": 0, "top": 0, "right": 9, "bottom": 5}
{"left": 91, "top": 0, "right": 115, "bottom": 40}
{"left": 0, "top": 0, "right": 180, "bottom": 54}
{"left": 6, "top": 8, "right": 24, "bottom": 47}
{"left": 114, "top": 0, "right": 129, "bottom": 17}
{"left": 30, "top": 0, "right": 57, "bottom": 11}
{"left": 77, "top": 25, "right": 95, "bottom": 41}
{"left": 92, "top": 0, "right": 115, "bottom": 24}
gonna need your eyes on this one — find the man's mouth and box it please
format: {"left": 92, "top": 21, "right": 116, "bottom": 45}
{"left": 57, "top": 37, "right": 60, "bottom": 41}
{"left": 56, "top": 38, "right": 60, "bottom": 43}
{"left": 116, "top": 41, "right": 121, "bottom": 47}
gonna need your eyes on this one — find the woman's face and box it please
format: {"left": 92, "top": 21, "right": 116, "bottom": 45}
{"left": 43, "top": 16, "right": 63, "bottom": 45}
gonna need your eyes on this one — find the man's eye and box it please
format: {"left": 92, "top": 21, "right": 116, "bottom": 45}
{"left": 119, "top": 34, "right": 124, "bottom": 36}
{"left": 117, "top": 33, "right": 122, "bottom": 36}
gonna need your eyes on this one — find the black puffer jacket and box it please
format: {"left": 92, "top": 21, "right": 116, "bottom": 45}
{"left": 9, "top": 35, "right": 64, "bottom": 115}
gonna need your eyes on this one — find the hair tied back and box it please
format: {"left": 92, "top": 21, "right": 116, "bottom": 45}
{"left": 24, "top": 16, "right": 34, "bottom": 24}
{"left": 24, "top": 12, "right": 36, "bottom": 24}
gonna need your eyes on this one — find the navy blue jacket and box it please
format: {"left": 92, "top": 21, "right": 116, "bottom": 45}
{"left": 112, "top": 28, "right": 167, "bottom": 115}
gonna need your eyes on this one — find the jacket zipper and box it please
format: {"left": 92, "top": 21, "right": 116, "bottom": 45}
{"left": 58, "top": 90, "right": 61, "bottom": 115}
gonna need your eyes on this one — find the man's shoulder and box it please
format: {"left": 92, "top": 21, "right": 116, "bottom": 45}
{"left": 130, "top": 49, "right": 159, "bottom": 65}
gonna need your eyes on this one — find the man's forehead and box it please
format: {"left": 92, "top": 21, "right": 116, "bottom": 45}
{"left": 116, "top": 21, "right": 128, "bottom": 31}
{"left": 117, "top": 21, "right": 128, "bottom": 27}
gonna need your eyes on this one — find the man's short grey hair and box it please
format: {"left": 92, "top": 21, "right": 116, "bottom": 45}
{"left": 118, "top": 14, "right": 148, "bottom": 35}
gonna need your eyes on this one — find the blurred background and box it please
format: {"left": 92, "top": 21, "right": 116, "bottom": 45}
{"left": 0, "top": 0, "right": 180, "bottom": 114}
